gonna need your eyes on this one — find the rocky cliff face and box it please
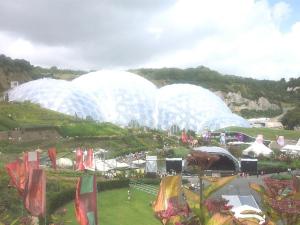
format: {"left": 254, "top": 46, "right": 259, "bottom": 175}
{"left": 0, "top": 67, "right": 32, "bottom": 92}
{"left": 214, "top": 91, "right": 280, "bottom": 113}
{"left": 0, "top": 55, "right": 34, "bottom": 93}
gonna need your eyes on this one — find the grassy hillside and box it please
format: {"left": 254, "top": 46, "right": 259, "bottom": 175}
{"left": 132, "top": 67, "right": 299, "bottom": 105}
{"left": 0, "top": 102, "right": 180, "bottom": 156}
{"left": 222, "top": 126, "right": 300, "bottom": 140}
{"left": 0, "top": 54, "right": 85, "bottom": 93}
{"left": 0, "top": 102, "right": 77, "bottom": 130}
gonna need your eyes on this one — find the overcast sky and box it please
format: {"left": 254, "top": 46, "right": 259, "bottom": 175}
{"left": 0, "top": 0, "right": 300, "bottom": 80}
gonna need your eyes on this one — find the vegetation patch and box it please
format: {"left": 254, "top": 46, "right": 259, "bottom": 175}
{"left": 63, "top": 188, "right": 160, "bottom": 225}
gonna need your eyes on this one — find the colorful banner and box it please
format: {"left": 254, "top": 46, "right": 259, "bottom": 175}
{"left": 23, "top": 169, "right": 46, "bottom": 217}
{"left": 76, "top": 149, "right": 85, "bottom": 171}
{"left": 5, "top": 159, "right": 26, "bottom": 196}
{"left": 48, "top": 147, "right": 57, "bottom": 169}
{"left": 153, "top": 176, "right": 190, "bottom": 225}
{"left": 23, "top": 151, "right": 40, "bottom": 174}
{"left": 181, "top": 131, "right": 188, "bottom": 143}
{"left": 75, "top": 175, "right": 98, "bottom": 225}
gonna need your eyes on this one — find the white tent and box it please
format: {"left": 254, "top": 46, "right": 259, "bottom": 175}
{"left": 132, "top": 159, "right": 146, "bottom": 165}
{"left": 56, "top": 158, "right": 73, "bottom": 168}
{"left": 95, "top": 159, "right": 113, "bottom": 172}
{"left": 243, "top": 142, "right": 273, "bottom": 157}
{"left": 105, "top": 159, "right": 129, "bottom": 169}
{"left": 281, "top": 144, "right": 300, "bottom": 155}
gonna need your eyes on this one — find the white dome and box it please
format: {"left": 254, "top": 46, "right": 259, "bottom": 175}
{"left": 8, "top": 70, "right": 250, "bottom": 132}
{"left": 8, "top": 78, "right": 101, "bottom": 120}
{"left": 72, "top": 70, "right": 157, "bottom": 127}
{"left": 155, "top": 84, "right": 249, "bottom": 132}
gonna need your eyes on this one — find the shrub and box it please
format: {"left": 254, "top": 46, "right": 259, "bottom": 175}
{"left": 97, "top": 179, "right": 129, "bottom": 192}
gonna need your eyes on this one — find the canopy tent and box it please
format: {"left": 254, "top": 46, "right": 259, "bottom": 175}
{"left": 56, "top": 158, "right": 73, "bottom": 168}
{"left": 105, "top": 159, "right": 129, "bottom": 169}
{"left": 131, "top": 159, "right": 146, "bottom": 165}
{"left": 243, "top": 142, "right": 273, "bottom": 157}
{"left": 281, "top": 144, "right": 300, "bottom": 155}
{"left": 95, "top": 160, "right": 113, "bottom": 172}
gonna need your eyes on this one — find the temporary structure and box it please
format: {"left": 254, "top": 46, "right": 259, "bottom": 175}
{"left": 243, "top": 142, "right": 273, "bottom": 157}
{"left": 56, "top": 158, "right": 73, "bottom": 168}
{"left": 281, "top": 144, "right": 300, "bottom": 155}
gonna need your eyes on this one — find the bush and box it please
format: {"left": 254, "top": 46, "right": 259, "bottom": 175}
{"left": 270, "top": 174, "right": 292, "bottom": 180}
{"left": 134, "top": 178, "right": 161, "bottom": 185}
{"left": 97, "top": 179, "right": 129, "bottom": 191}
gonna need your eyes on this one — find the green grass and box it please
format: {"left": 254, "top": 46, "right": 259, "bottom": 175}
{"left": 63, "top": 188, "right": 161, "bottom": 225}
{"left": 172, "top": 147, "right": 191, "bottom": 158}
{"left": 58, "top": 122, "right": 127, "bottom": 137}
{"left": 223, "top": 127, "right": 300, "bottom": 140}
{"left": 0, "top": 102, "right": 76, "bottom": 128}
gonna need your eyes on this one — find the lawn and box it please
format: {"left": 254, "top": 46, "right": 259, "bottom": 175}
{"left": 63, "top": 188, "right": 161, "bottom": 225}
{"left": 223, "top": 127, "right": 300, "bottom": 140}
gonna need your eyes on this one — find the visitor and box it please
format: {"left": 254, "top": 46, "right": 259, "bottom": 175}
{"left": 128, "top": 189, "right": 131, "bottom": 201}
{"left": 220, "top": 132, "right": 226, "bottom": 145}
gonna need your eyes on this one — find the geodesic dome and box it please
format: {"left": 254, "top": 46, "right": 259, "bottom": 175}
{"left": 72, "top": 70, "right": 157, "bottom": 127}
{"left": 155, "top": 84, "right": 249, "bottom": 132}
{"left": 8, "top": 70, "right": 250, "bottom": 132}
{"left": 8, "top": 78, "right": 102, "bottom": 119}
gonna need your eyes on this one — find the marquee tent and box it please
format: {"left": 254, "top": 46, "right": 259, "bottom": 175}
{"left": 243, "top": 142, "right": 273, "bottom": 157}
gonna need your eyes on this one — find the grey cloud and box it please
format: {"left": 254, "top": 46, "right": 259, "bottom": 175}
{"left": 1, "top": 0, "right": 196, "bottom": 68}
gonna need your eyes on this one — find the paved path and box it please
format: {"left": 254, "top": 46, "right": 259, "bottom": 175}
{"left": 209, "top": 175, "right": 264, "bottom": 207}
{"left": 185, "top": 175, "right": 265, "bottom": 207}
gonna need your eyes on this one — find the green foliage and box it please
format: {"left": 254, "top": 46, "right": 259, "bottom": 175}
{"left": 97, "top": 179, "right": 129, "bottom": 192}
{"left": 172, "top": 147, "right": 191, "bottom": 158}
{"left": 281, "top": 106, "right": 300, "bottom": 130}
{"left": 47, "top": 178, "right": 129, "bottom": 214}
{"left": 240, "top": 109, "right": 282, "bottom": 119}
{"left": 223, "top": 127, "right": 300, "bottom": 140}
{"left": 63, "top": 188, "right": 161, "bottom": 225}
{"left": 132, "top": 66, "right": 295, "bottom": 104}
{"left": 258, "top": 160, "right": 300, "bottom": 174}
{"left": 0, "top": 102, "right": 77, "bottom": 128}
{"left": 0, "top": 115, "right": 19, "bottom": 130}
{"left": 58, "top": 122, "right": 126, "bottom": 137}
{"left": 0, "top": 169, "right": 25, "bottom": 224}
{"left": 270, "top": 174, "right": 293, "bottom": 180}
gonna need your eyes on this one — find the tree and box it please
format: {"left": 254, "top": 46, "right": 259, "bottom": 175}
{"left": 186, "top": 151, "right": 219, "bottom": 213}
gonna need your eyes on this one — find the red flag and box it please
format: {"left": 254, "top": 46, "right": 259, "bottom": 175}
{"left": 75, "top": 175, "right": 98, "bottom": 225}
{"left": 48, "top": 148, "right": 57, "bottom": 169}
{"left": 84, "top": 149, "right": 95, "bottom": 171}
{"left": 23, "top": 169, "right": 46, "bottom": 217}
{"left": 24, "top": 151, "right": 40, "bottom": 174}
{"left": 181, "top": 130, "right": 188, "bottom": 143}
{"left": 76, "top": 149, "right": 85, "bottom": 171}
{"left": 5, "top": 159, "right": 26, "bottom": 196}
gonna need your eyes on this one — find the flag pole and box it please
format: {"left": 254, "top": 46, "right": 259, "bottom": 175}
{"left": 44, "top": 171, "right": 47, "bottom": 225}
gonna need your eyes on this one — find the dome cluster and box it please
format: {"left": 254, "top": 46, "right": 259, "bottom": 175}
{"left": 8, "top": 70, "right": 250, "bottom": 132}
